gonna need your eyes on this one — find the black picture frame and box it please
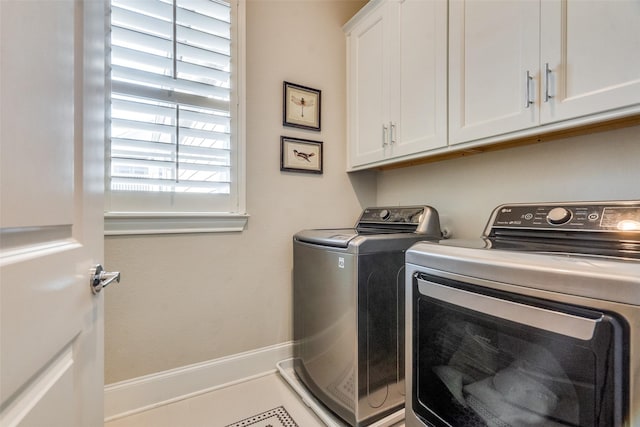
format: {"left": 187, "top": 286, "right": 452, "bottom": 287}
{"left": 280, "top": 136, "right": 323, "bottom": 174}
{"left": 283, "top": 81, "right": 321, "bottom": 131}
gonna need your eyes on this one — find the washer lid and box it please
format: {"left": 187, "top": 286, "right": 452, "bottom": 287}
{"left": 294, "top": 228, "right": 358, "bottom": 248}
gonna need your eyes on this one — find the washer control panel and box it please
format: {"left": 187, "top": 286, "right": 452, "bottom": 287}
{"left": 490, "top": 202, "right": 640, "bottom": 232}
{"left": 359, "top": 206, "right": 426, "bottom": 225}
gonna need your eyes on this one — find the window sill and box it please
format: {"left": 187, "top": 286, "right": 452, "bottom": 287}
{"left": 104, "top": 212, "right": 249, "bottom": 236}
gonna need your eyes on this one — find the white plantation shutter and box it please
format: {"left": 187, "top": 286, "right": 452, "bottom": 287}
{"left": 106, "top": 0, "right": 246, "bottom": 232}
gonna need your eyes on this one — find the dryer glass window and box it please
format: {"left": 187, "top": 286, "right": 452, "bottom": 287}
{"left": 411, "top": 274, "right": 627, "bottom": 427}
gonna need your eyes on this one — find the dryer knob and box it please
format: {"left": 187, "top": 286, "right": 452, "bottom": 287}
{"left": 379, "top": 209, "right": 391, "bottom": 220}
{"left": 547, "top": 207, "right": 572, "bottom": 225}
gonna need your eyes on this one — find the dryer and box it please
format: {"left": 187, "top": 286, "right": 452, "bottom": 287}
{"left": 405, "top": 201, "right": 640, "bottom": 427}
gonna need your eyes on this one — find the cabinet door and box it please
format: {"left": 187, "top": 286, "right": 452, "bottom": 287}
{"left": 389, "top": 0, "right": 448, "bottom": 157}
{"left": 347, "top": 3, "right": 394, "bottom": 167}
{"left": 540, "top": 0, "right": 640, "bottom": 124}
{"left": 449, "top": 0, "right": 540, "bottom": 145}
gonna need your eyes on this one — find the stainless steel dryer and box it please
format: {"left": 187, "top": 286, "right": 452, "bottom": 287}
{"left": 405, "top": 201, "right": 640, "bottom": 427}
{"left": 293, "top": 206, "right": 442, "bottom": 426}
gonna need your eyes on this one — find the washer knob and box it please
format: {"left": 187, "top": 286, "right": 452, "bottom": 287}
{"left": 547, "top": 207, "right": 572, "bottom": 225}
{"left": 379, "top": 209, "right": 391, "bottom": 220}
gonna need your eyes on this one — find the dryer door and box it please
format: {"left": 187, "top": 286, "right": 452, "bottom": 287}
{"left": 410, "top": 273, "right": 627, "bottom": 427}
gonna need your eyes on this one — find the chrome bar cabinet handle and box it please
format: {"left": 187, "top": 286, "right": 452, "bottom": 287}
{"left": 390, "top": 122, "right": 397, "bottom": 145}
{"left": 382, "top": 124, "right": 389, "bottom": 147}
{"left": 544, "top": 63, "right": 553, "bottom": 102}
{"left": 525, "top": 70, "right": 534, "bottom": 108}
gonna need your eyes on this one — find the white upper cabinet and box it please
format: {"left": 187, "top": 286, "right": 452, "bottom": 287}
{"left": 346, "top": 0, "right": 447, "bottom": 169}
{"left": 449, "top": 0, "right": 540, "bottom": 145}
{"left": 449, "top": 0, "right": 640, "bottom": 145}
{"left": 540, "top": 0, "right": 640, "bottom": 123}
{"left": 346, "top": 2, "right": 390, "bottom": 167}
{"left": 390, "top": 0, "right": 448, "bottom": 159}
{"left": 346, "top": 0, "right": 639, "bottom": 170}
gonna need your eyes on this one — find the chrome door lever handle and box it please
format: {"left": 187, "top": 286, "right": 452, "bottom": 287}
{"left": 90, "top": 264, "right": 121, "bottom": 294}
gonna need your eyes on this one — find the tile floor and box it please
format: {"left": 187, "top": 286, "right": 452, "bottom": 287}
{"left": 104, "top": 371, "right": 406, "bottom": 427}
{"left": 104, "top": 372, "right": 327, "bottom": 427}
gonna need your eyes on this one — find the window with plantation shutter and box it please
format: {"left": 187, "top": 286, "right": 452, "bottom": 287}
{"left": 105, "top": 0, "right": 246, "bottom": 235}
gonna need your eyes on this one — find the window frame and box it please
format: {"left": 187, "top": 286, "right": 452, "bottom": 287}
{"left": 104, "top": 0, "right": 247, "bottom": 235}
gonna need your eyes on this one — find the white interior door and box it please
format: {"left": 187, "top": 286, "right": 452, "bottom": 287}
{"left": 0, "top": 0, "right": 106, "bottom": 426}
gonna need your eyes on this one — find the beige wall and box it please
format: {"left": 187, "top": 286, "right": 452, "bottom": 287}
{"left": 377, "top": 125, "right": 640, "bottom": 239}
{"left": 104, "top": 0, "right": 371, "bottom": 384}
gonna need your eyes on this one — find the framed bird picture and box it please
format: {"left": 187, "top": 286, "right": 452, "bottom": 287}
{"left": 283, "top": 81, "right": 321, "bottom": 131}
{"left": 280, "top": 136, "right": 323, "bottom": 174}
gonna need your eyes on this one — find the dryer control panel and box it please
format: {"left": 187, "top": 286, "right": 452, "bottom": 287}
{"left": 489, "top": 202, "right": 640, "bottom": 232}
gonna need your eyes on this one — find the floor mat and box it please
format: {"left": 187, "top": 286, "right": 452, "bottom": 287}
{"left": 224, "top": 406, "right": 299, "bottom": 427}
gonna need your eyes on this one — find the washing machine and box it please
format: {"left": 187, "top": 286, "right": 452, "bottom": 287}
{"left": 293, "top": 206, "right": 442, "bottom": 426}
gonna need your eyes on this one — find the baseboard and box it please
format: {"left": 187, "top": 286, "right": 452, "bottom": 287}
{"left": 104, "top": 341, "right": 294, "bottom": 422}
